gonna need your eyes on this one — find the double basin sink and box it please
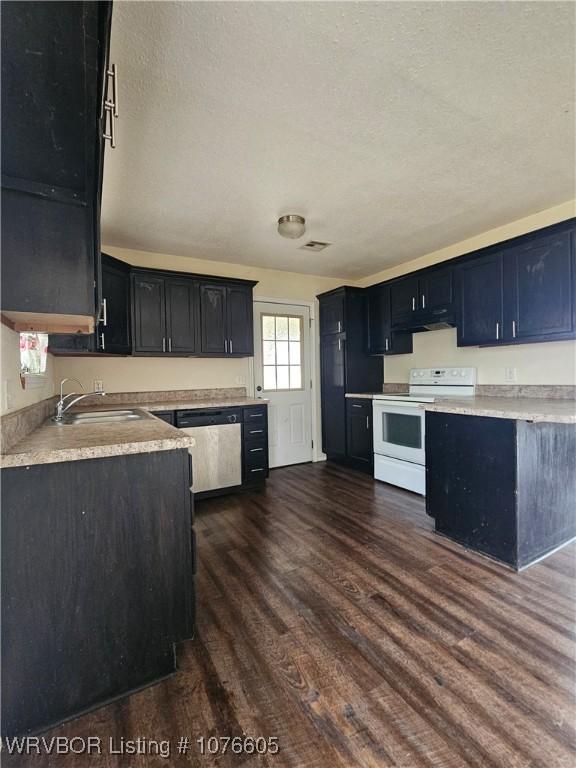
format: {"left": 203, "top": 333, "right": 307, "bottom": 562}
{"left": 56, "top": 410, "right": 146, "bottom": 426}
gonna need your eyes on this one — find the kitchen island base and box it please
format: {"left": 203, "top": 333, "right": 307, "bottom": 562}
{"left": 426, "top": 412, "right": 576, "bottom": 570}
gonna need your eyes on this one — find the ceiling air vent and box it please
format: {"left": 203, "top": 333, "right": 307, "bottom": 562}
{"left": 299, "top": 241, "right": 331, "bottom": 252}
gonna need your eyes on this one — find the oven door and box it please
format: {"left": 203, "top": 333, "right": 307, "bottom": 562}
{"left": 372, "top": 402, "right": 425, "bottom": 465}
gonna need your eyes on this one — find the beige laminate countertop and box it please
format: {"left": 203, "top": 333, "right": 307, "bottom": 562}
{"left": 1, "top": 397, "right": 269, "bottom": 468}
{"left": 1, "top": 410, "right": 194, "bottom": 468}
{"left": 346, "top": 392, "right": 576, "bottom": 423}
{"left": 421, "top": 397, "right": 576, "bottom": 424}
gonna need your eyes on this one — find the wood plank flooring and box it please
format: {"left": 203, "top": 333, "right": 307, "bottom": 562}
{"left": 5, "top": 462, "right": 575, "bottom": 767}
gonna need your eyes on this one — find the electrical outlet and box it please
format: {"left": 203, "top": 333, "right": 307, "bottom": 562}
{"left": 504, "top": 367, "right": 517, "bottom": 383}
{"left": 94, "top": 380, "right": 104, "bottom": 393}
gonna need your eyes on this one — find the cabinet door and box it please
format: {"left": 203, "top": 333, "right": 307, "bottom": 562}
{"left": 367, "top": 285, "right": 389, "bottom": 354}
{"left": 390, "top": 276, "right": 419, "bottom": 326}
{"left": 505, "top": 231, "right": 574, "bottom": 341}
{"left": 199, "top": 283, "right": 227, "bottom": 354}
{"left": 132, "top": 275, "right": 167, "bottom": 353}
{"left": 346, "top": 400, "right": 373, "bottom": 467}
{"left": 419, "top": 267, "right": 453, "bottom": 314}
{"left": 100, "top": 257, "right": 131, "bottom": 354}
{"left": 320, "top": 334, "right": 346, "bottom": 457}
{"left": 457, "top": 254, "right": 504, "bottom": 346}
{"left": 319, "top": 292, "right": 345, "bottom": 335}
{"left": 227, "top": 284, "right": 253, "bottom": 356}
{"left": 166, "top": 279, "right": 198, "bottom": 354}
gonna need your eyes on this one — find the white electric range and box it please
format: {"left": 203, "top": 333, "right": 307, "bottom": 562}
{"left": 372, "top": 367, "right": 476, "bottom": 495}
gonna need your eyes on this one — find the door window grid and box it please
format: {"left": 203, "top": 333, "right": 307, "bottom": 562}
{"left": 262, "top": 314, "right": 303, "bottom": 391}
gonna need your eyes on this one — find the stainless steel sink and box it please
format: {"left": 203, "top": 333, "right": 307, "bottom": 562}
{"left": 56, "top": 409, "right": 146, "bottom": 425}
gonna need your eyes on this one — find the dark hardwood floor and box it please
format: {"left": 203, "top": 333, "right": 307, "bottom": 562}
{"left": 6, "top": 462, "right": 575, "bottom": 767}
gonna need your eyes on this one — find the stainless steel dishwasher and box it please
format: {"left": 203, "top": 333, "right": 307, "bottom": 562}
{"left": 176, "top": 408, "right": 242, "bottom": 494}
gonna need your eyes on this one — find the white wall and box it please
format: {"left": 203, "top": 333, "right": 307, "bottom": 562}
{"left": 358, "top": 200, "right": 576, "bottom": 385}
{"left": 1, "top": 325, "right": 56, "bottom": 414}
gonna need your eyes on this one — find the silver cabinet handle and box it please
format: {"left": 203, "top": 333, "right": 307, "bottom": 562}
{"left": 337, "top": 320, "right": 342, "bottom": 332}
{"left": 101, "top": 298, "right": 108, "bottom": 326}
{"left": 250, "top": 429, "right": 264, "bottom": 434}
{"left": 100, "top": 332, "right": 105, "bottom": 351}
{"left": 512, "top": 320, "right": 517, "bottom": 338}
{"left": 162, "top": 338, "right": 166, "bottom": 352}
{"left": 230, "top": 339, "right": 233, "bottom": 354}
{"left": 251, "top": 468, "right": 265, "bottom": 473}
{"left": 366, "top": 416, "right": 369, "bottom": 429}
{"left": 250, "top": 447, "right": 264, "bottom": 452}
{"left": 496, "top": 322, "right": 500, "bottom": 340}
{"left": 338, "top": 338, "right": 341, "bottom": 351}
{"left": 352, "top": 404, "right": 363, "bottom": 408}
{"left": 105, "top": 64, "right": 119, "bottom": 117}
{"left": 422, "top": 294, "right": 426, "bottom": 309}
{"left": 224, "top": 339, "right": 228, "bottom": 353}
{"left": 412, "top": 297, "right": 416, "bottom": 311}
{"left": 385, "top": 338, "right": 389, "bottom": 352}
{"left": 168, "top": 337, "right": 172, "bottom": 352}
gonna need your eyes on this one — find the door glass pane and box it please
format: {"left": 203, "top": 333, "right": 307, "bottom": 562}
{"left": 263, "top": 366, "right": 277, "bottom": 390}
{"left": 275, "top": 316, "right": 288, "bottom": 340}
{"left": 262, "top": 316, "right": 276, "bottom": 340}
{"left": 261, "top": 314, "right": 304, "bottom": 391}
{"left": 289, "top": 366, "right": 301, "bottom": 389}
{"left": 276, "top": 341, "right": 289, "bottom": 365}
{"left": 289, "top": 341, "right": 301, "bottom": 365}
{"left": 263, "top": 341, "right": 276, "bottom": 364}
{"left": 289, "top": 317, "right": 301, "bottom": 340}
{"left": 276, "top": 366, "right": 289, "bottom": 389}
{"left": 382, "top": 413, "right": 422, "bottom": 449}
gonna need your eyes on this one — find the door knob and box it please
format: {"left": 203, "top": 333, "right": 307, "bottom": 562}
{"left": 256, "top": 385, "right": 262, "bottom": 391}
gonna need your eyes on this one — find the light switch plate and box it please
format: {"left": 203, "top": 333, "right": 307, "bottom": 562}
{"left": 94, "top": 380, "right": 104, "bottom": 393}
{"left": 504, "top": 367, "right": 517, "bottom": 383}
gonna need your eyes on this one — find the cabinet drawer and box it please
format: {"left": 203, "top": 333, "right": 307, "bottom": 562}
{"left": 243, "top": 405, "right": 267, "bottom": 426}
{"left": 346, "top": 398, "right": 371, "bottom": 415}
{"left": 244, "top": 444, "right": 269, "bottom": 469}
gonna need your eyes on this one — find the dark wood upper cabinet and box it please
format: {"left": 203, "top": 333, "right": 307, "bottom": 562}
{"left": 457, "top": 253, "right": 504, "bottom": 346}
{"left": 227, "top": 284, "right": 254, "bottom": 356}
{"left": 199, "top": 283, "right": 227, "bottom": 355}
{"left": 418, "top": 266, "right": 454, "bottom": 317}
{"left": 199, "top": 282, "right": 254, "bottom": 356}
{"left": 100, "top": 255, "right": 131, "bottom": 354}
{"left": 1, "top": 1, "right": 112, "bottom": 331}
{"left": 166, "top": 279, "right": 198, "bottom": 354}
{"left": 49, "top": 254, "right": 131, "bottom": 356}
{"left": 390, "top": 276, "right": 419, "bottom": 327}
{"left": 367, "top": 285, "right": 413, "bottom": 356}
{"left": 504, "top": 231, "right": 575, "bottom": 342}
{"left": 132, "top": 274, "right": 167, "bottom": 353}
{"left": 319, "top": 291, "right": 345, "bottom": 335}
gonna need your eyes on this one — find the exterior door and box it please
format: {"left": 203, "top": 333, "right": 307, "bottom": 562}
{"left": 253, "top": 302, "right": 313, "bottom": 468}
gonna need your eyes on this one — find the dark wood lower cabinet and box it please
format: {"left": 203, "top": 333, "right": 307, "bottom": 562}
{"left": 346, "top": 398, "right": 373, "bottom": 472}
{"left": 1, "top": 449, "right": 194, "bottom": 736}
{"left": 426, "top": 412, "right": 576, "bottom": 569}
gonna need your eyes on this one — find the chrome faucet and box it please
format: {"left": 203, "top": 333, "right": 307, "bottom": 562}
{"left": 54, "top": 378, "right": 106, "bottom": 422}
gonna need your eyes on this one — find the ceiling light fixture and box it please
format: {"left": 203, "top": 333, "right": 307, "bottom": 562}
{"left": 277, "top": 214, "right": 306, "bottom": 239}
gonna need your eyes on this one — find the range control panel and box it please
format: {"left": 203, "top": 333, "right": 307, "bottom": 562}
{"left": 409, "top": 367, "right": 477, "bottom": 386}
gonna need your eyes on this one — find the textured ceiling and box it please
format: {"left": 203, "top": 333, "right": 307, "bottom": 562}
{"left": 101, "top": 1, "right": 575, "bottom": 279}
